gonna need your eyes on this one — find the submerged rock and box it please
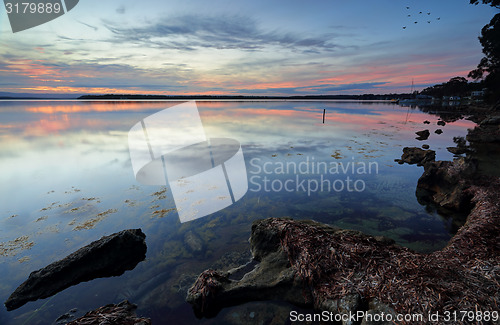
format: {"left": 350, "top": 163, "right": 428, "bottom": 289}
{"left": 435, "top": 128, "right": 443, "bottom": 134}
{"left": 55, "top": 309, "right": 78, "bottom": 325}
{"left": 184, "top": 230, "right": 204, "bottom": 254}
{"left": 5, "top": 229, "right": 147, "bottom": 311}
{"left": 67, "top": 300, "right": 150, "bottom": 325}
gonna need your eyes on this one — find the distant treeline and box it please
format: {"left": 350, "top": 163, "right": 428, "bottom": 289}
{"left": 78, "top": 94, "right": 410, "bottom": 100}
{"left": 420, "top": 77, "right": 484, "bottom": 98}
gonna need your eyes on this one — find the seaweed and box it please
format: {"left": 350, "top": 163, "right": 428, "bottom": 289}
{"left": 267, "top": 197, "right": 499, "bottom": 324}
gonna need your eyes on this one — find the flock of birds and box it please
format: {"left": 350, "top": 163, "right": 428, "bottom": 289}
{"left": 402, "top": 6, "right": 440, "bottom": 30}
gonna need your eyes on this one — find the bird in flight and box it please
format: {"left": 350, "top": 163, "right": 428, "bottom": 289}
{"left": 401, "top": 5, "right": 440, "bottom": 30}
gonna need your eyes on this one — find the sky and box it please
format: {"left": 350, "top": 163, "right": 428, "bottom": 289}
{"left": 0, "top": 0, "right": 498, "bottom": 96}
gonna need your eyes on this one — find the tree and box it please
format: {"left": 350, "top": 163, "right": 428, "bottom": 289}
{"left": 447, "top": 77, "right": 469, "bottom": 97}
{"left": 468, "top": 1, "right": 500, "bottom": 103}
{"left": 469, "top": 0, "right": 500, "bottom": 7}
{"left": 468, "top": 14, "right": 500, "bottom": 79}
{"left": 421, "top": 77, "right": 481, "bottom": 98}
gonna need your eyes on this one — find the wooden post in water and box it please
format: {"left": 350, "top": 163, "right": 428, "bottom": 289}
{"left": 322, "top": 109, "right": 326, "bottom": 123}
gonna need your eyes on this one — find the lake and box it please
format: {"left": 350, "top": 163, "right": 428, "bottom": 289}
{"left": 0, "top": 100, "right": 476, "bottom": 324}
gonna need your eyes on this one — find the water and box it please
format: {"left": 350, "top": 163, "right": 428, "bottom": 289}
{"left": 0, "top": 100, "right": 476, "bottom": 324}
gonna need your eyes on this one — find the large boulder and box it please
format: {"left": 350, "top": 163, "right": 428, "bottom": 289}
{"left": 5, "top": 229, "right": 147, "bottom": 311}
{"left": 186, "top": 220, "right": 313, "bottom": 318}
{"left": 188, "top": 216, "right": 499, "bottom": 325}
{"left": 417, "top": 157, "right": 476, "bottom": 211}
{"left": 187, "top": 219, "right": 399, "bottom": 321}
{"left": 395, "top": 147, "right": 476, "bottom": 212}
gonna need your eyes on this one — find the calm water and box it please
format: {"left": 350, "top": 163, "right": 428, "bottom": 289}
{"left": 0, "top": 100, "right": 476, "bottom": 324}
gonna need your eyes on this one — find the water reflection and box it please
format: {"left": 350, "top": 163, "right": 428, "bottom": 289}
{"left": 0, "top": 100, "right": 477, "bottom": 324}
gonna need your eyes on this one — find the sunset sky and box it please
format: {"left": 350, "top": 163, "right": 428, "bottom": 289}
{"left": 0, "top": 0, "right": 497, "bottom": 96}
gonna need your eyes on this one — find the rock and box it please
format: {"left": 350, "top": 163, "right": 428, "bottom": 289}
{"left": 437, "top": 120, "right": 446, "bottom": 126}
{"left": 189, "top": 215, "right": 499, "bottom": 323}
{"left": 422, "top": 144, "right": 430, "bottom": 149}
{"left": 211, "top": 250, "right": 252, "bottom": 272}
{"left": 184, "top": 231, "right": 204, "bottom": 254}
{"left": 55, "top": 311, "right": 77, "bottom": 325}
{"left": 447, "top": 146, "right": 468, "bottom": 155}
{"left": 5, "top": 229, "right": 147, "bottom": 311}
{"left": 67, "top": 300, "right": 151, "bottom": 325}
{"left": 415, "top": 129, "right": 430, "bottom": 140}
{"left": 319, "top": 294, "right": 362, "bottom": 325}
{"left": 435, "top": 129, "right": 443, "bottom": 134}
{"left": 187, "top": 245, "right": 311, "bottom": 318}
{"left": 467, "top": 115, "right": 500, "bottom": 143}
{"left": 187, "top": 219, "right": 396, "bottom": 320}
{"left": 187, "top": 114, "right": 500, "bottom": 322}
{"left": 396, "top": 147, "right": 477, "bottom": 210}
{"left": 220, "top": 302, "right": 292, "bottom": 325}
{"left": 360, "top": 299, "right": 397, "bottom": 325}
{"left": 416, "top": 157, "right": 476, "bottom": 211}
{"left": 395, "top": 147, "right": 435, "bottom": 166}
{"left": 423, "top": 120, "right": 430, "bottom": 124}
{"left": 479, "top": 115, "right": 500, "bottom": 125}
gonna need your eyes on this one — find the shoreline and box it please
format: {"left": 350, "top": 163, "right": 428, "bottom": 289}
{"left": 0, "top": 98, "right": 398, "bottom": 103}
{"left": 187, "top": 105, "right": 500, "bottom": 324}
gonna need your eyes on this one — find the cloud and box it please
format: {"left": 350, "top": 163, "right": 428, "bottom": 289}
{"left": 306, "top": 82, "right": 388, "bottom": 92}
{"left": 77, "top": 20, "right": 98, "bottom": 31}
{"left": 116, "top": 5, "right": 125, "bottom": 14}
{"left": 0, "top": 54, "right": 195, "bottom": 94}
{"left": 233, "top": 82, "right": 388, "bottom": 95}
{"left": 104, "top": 14, "right": 341, "bottom": 52}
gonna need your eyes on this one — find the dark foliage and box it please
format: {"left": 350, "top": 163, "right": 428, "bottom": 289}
{"left": 421, "top": 77, "right": 483, "bottom": 98}
{"left": 469, "top": 0, "right": 500, "bottom": 7}
{"left": 468, "top": 0, "right": 500, "bottom": 103}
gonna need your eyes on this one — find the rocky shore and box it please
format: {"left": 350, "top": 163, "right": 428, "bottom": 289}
{"left": 66, "top": 300, "right": 151, "bottom": 325}
{"left": 187, "top": 112, "right": 500, "bottom": 324}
